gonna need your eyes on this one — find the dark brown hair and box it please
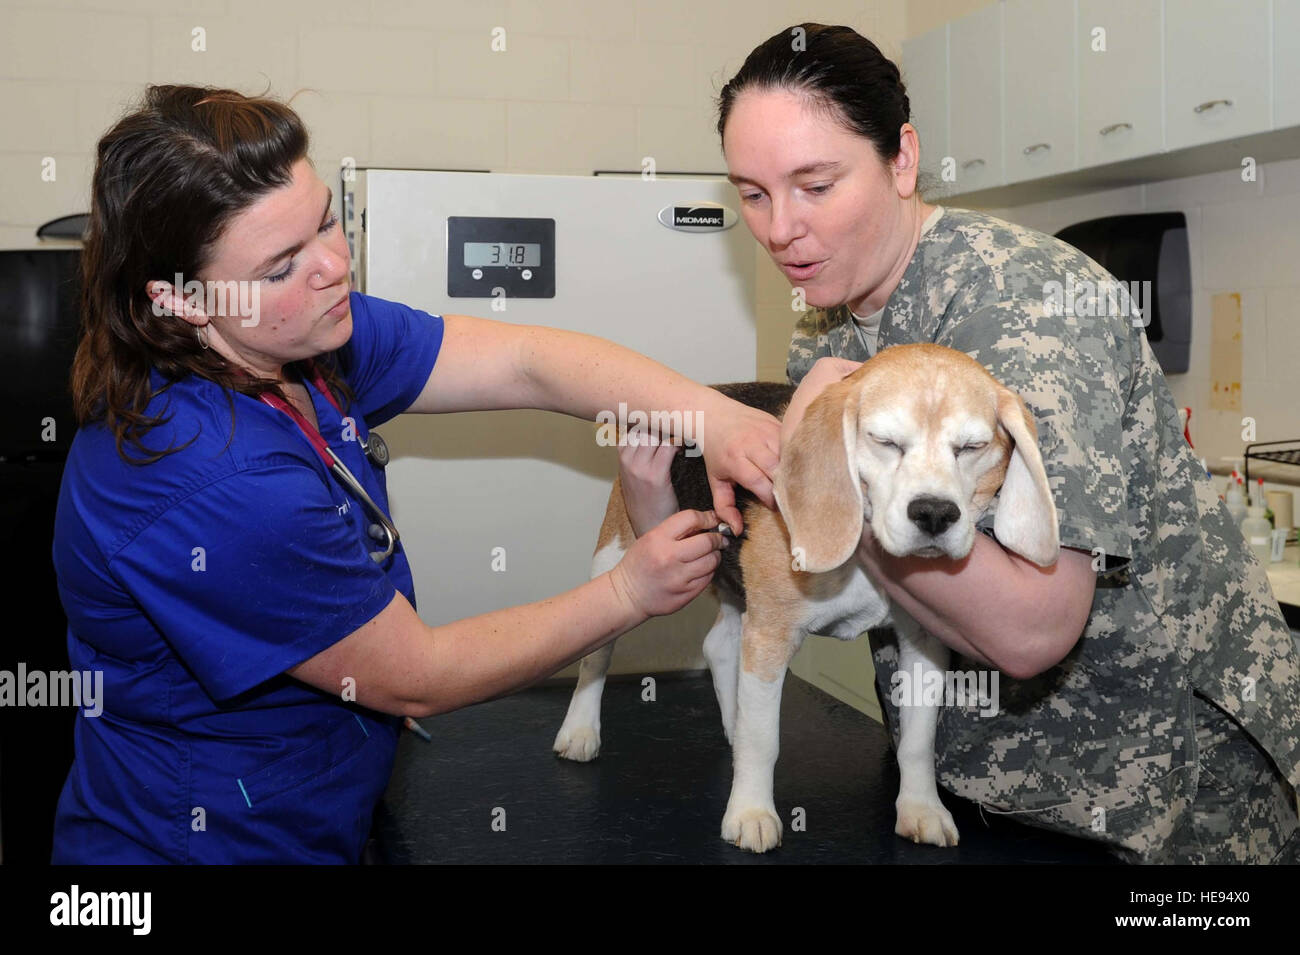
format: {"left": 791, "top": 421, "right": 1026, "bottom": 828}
{"left": 71, "top": 84, "right": 354, "bottom": 464}
{"left": 717, "top": 23, "right": 917, "bottom": 171}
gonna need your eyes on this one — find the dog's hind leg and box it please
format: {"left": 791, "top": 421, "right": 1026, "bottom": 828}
{"left": 720, "top": 612, "right": 803, "bottom": 853}
{"left": 553, "top": 487, "right": 632, "bottom": 762}
{"left": 701, "top": 593, "right": 743, "bottom": 745}
{"left": 553, "top": 642, "right": 615, "bottom": 762}
{"left": 891, "top": 609, "right": 959, "bottom": 847}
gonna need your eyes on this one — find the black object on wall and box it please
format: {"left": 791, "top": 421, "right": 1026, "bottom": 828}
{"left": 1054, "top": 212, "right": 1191, "bottom": 374}
{"left": 1, "top": 249, "right": 82, "bottom": 460}
{"left": 0, "top": 246, "right": 83, "bottom": 863}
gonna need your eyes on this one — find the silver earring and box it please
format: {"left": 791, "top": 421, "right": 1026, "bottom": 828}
{"left": 196, "top": 324, "right": 210, "bottom": 349}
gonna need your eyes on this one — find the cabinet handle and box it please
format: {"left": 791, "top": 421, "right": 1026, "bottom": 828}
{"left": 1022, "top": 142, "right": 1051, "bottom": 155}
{"left": 1193, "top": 98, "right": 1233, "bottom": 114}
{"left": 961, "top": 158, "right": 986, "bottom": 170}
{"left": 1099, "top": 122, "right": 1132, "bottom": 136}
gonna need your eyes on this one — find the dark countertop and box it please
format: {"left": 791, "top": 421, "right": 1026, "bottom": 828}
{"left": 375, "top": 672, "right": 1120, "bottom": 864}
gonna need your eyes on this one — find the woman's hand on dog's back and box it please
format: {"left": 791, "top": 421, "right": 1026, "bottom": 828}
{"left": 618, "top": 430, "right": 682, "bottom": 537}
{"left": 780, "top": 357, "right": 864, "bottom": 454}
{"left": 608, "top": 509, "right": 728, "bottom": 618}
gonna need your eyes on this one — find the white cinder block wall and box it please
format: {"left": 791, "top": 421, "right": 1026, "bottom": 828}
{"left": 0, "top": 0, "right": 906, "bottom": 389}
{"left": 906, "top": 0, "right": 1300, "bottom": 496}
{"left": 979, "top": 165, "right": 1300, "bottom": 489}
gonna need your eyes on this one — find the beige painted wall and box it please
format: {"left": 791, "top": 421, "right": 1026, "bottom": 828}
{"left": 1, "top": 0, "right": 917, "bottom": 387}
{"left": 0, "top": 0, "right": 908, "bottom": 251}
{"left": 904, "top": 0, "right": 996, "bottom": 39}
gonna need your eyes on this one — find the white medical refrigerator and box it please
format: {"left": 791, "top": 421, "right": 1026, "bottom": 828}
{"left": 345, "top": 169, "right": 759, "bottom": 674}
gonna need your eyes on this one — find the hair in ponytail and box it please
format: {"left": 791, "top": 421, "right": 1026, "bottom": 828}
{"left": 717, "top": 23, "right": 914, "bottom": 167}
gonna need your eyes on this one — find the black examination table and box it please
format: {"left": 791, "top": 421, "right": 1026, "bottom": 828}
{"left": 374, "top": 672, "right": 1120, "bottom": 865}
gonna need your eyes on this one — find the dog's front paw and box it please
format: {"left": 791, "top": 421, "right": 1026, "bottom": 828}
{"left": 721, "top": 805, "right": 783, "bottom": 852}
{"left": 553, "top": 724, "right": 601, "bottom": 762}
{"left": 894, "top": 795, "right": 959, "bottom": 847}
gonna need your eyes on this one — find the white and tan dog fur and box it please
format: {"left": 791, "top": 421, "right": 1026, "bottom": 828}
{"left": 554, "top": 343, "right": 1060, "bottom": 853}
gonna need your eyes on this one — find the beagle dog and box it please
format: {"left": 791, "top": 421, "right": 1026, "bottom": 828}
{"left": 553, "top": 343, "right": 1060, "bottom": 852}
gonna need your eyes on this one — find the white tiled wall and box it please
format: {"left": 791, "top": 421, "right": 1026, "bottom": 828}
{"left": 900, "top": 0, "right": 1300, "bottom": 486}
{"left": 0, "top": 0, "right": 906, "bottom": 256}
{"left": 977, "top": 159, "right": 1300, "bottom": 485}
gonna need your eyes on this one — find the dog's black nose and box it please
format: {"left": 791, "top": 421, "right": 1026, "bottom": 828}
{"left": 907, "top": 496, "right": 960, "bottom": 537}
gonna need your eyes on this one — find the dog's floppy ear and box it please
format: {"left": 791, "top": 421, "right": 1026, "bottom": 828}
{"left": 992, "top": 388, "right": 1060, "bottom": 567}
{"left": 774, "top": 378, "right": 864, "bottom": 573}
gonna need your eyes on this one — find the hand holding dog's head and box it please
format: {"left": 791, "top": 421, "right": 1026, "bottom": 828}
{"left": 775, "top": 344, "right": 1059, "bottom": 573}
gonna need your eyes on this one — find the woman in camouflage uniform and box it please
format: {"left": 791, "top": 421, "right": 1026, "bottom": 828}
{"left": 632, "top": 22, "right": 1300, "bottom": 863}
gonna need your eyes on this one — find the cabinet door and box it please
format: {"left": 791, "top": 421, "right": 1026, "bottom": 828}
{"left": 949, "top": 2, "right": 1003, "bottom": 193}
{"left": 902, "top": 26, "right": 952, "bottom": 199}
{"left": 1275, "top": 0, "right": 1300, "bottom": 128}
{"left": 1004, "top": 0, "right": 1078, "bottom": 182}
{"left": 1165, "top": 0, "right": 1270, "bottom": 149}
{"left": 1078, "top": 0, "right": 1164, "bottom": 165}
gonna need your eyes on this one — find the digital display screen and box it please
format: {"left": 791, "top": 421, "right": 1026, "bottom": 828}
{"left": 448, "top": 216, "right": 554, "bottom": 298}
{"left": 463, "top": 242, "right": 541, "bottom": 267}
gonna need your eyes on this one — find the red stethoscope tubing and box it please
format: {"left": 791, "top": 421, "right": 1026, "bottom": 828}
{"left": 257, "top": 360, "right": 399, "bottom": 563}
{"left": 255, "top": 360, "right": 343, "bottom": 469}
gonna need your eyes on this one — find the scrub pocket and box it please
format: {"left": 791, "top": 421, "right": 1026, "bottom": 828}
{"left": 1152, "top": 696, "right": 1300, "bottom": 864}
{"left": 237, "top": 714, "right": 372, "bottom": 808}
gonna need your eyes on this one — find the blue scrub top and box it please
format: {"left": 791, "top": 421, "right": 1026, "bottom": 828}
{"left": 50, "top": 291, "right": 444, "bottom": 863}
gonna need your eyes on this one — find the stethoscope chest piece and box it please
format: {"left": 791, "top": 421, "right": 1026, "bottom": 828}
{"left": 257, "top": 362, "right": 399, "bottom": 565}
{"left": 364, "top": 432, "right": 389, "bottom": 468}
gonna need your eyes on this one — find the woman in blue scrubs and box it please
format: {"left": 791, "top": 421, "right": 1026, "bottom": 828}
{"left": 50, "top": 84, "right": 780, "bottom": 864}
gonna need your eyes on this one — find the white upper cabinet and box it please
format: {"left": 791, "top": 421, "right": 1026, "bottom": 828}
{"left": 1003, "top": 0, "right": 1078, "bottom": 182}
{"left": 1275, "top": 0, "right": 1300, "bottom": 128}
{"left": 1077, "top": 0, "right": 1164, "bottom": 166}
{"left": 902, "top": 0, "right": 1299, "bottom": 201}
{"left": 902, "top": 26, "right": 951, "bottom": 199}
{"left": 1165, "top": 0, "right": 1270, "bottom": 149}
{"left": 948, "top": 1, "right": 1004, "bottom": 193}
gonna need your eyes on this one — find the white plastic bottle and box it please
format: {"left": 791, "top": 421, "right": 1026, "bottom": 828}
{"left": 1241, "top": 506, "right": 1273, "bottom": 563}
{"left": 1225, "top": 479, "right": 1248, "bottom": 526}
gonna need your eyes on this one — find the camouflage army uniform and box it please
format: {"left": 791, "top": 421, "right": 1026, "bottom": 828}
{"left": 787, "top": 206, "right": 1300, "bottom": 864}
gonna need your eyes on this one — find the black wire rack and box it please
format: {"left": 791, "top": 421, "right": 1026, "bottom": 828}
{"left": 1244, "top": 440, "right": 1300, "bottom": 483}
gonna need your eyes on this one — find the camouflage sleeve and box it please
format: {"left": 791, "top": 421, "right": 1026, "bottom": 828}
{"left": 936, "top": 295, "right": 1134, "bottom": 569}
{"left": 785, "top": 307, "right": 834, "bottom": 386}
